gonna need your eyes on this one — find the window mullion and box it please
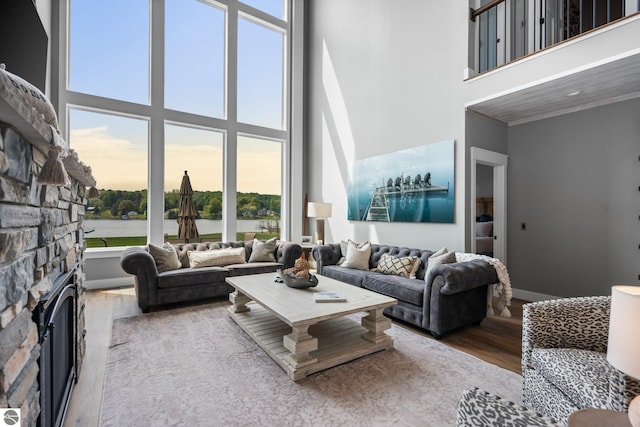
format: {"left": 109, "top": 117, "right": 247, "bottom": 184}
{"left": 223, "top": 1, "right": 238, "bottom": 242}
{"left": 148, "top": 0, "right": 166, "bottom": 246}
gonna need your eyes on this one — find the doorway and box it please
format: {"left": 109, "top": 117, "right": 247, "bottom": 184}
{"left": 470, "top": 148, "right": 508, "bottom": 264}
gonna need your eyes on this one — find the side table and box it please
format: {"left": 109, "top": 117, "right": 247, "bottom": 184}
{"left": 568, "top": 409, "right": 631, "bottom": 427}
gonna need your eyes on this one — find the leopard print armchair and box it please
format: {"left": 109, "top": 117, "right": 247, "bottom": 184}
{"left": 456, "top": 388, "right": 559, "bottom": 426}
{"left": 522, "top": 296, "right": 640, "bottom": 425}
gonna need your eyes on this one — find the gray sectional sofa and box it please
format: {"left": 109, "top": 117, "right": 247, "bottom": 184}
{"left": 121, "top": 240, "right": 302, "bottom": 312}
{"left": 312, "top": 243, "right": 499, "bottom": 338}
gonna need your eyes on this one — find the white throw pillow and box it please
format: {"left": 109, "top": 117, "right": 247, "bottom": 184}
{"left": 188, "top": 247, "right": 246, "bottom": 268}
{"left": 337, "top": 239, "right": 369, "bottom": 265}
{"left": 148, "top": 242, "right": 182, "bottom": 272}
{"left": 341, "top": 240, "right": 371, "bottom": 270}
{"left": 430, "top": 247, "right": 448, "bottom": 258}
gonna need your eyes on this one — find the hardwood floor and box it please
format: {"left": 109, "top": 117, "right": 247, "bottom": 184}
{"left": 63, "top": 286, "right": 525, "bottom": 426}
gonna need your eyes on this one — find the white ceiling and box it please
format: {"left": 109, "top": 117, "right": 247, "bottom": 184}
{"left": 465, "top": 51, "right": 640, "bottom": 126}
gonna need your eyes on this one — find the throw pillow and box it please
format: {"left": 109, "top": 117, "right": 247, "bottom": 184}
{"left": 0, "top": 65, "right": 59, "bottom": 129}
{"left": 338, "top": 239, "right": 369, "bottom": 265}
{"left": 430, "top": 247, "right": 448, "bottom": 258}
{"left": 425, "top": 250, "right": 457, "bottom": 279}
{"left": 375, "top": 253, "right": 421, "bottom": 279}
{"left": 341, "top": 240, "right": 371, "bottom": 270}
{"left": 248, "top": 238, "right": 277, "bottom": 263}
{"left": 148, "top": 242, "right": 182, "bottom": 273}
{"left": 188, "top": 247, "right": 246, "bottom": 268}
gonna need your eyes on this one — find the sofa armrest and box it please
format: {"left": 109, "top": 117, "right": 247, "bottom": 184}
{"left": 312, "top": 243, "right": 342, "bottom": 274}
{"left": 522, "top": 296, "right": 610, "bottom": 369}
{"left": 276, "top": 242, "right": 303, "bottom": 269}
{"left": 120, "top": 246, "right": 159, "bottom": 310}
{"left": 427, "top": 260, "right": 498, "bottom": 295}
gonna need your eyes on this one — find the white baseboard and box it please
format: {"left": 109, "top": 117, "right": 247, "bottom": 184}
{"left": 85, "top": 277, "right": 134, "bottom": 290}
{"left": 511, "top": 288, "right": 559, "bottom": 302}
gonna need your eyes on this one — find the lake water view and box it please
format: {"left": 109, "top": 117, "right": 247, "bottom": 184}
{"left": 83, "top": 219, "right": 264, "bottom": 238}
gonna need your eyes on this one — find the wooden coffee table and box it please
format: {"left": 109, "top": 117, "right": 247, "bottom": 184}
{"left": 226, "top": 272, "right": 397, "bottom": 381}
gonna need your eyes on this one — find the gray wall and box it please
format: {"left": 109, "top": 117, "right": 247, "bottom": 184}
{"left": 305, "top": 0, "right": 471, "bottom": 250}
{"left": 465, "top": 111, "right": 507, "bottom": 247}
{"left": 507, "top": 97, "right": 640, "bottom": 297}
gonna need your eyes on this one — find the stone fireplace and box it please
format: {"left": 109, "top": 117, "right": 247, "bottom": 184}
{"left": 1, "top": 73, "right": 95, "bottom": 426}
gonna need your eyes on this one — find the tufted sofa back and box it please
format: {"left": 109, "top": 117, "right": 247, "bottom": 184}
{"left": 172, "top": 240, "right": 297, "bottom": 268}
{"left": 315, "top": 243, "right": 436, "bottom": 280}
{"left": 369, "top": 244, "right": 435, "bottom": 280}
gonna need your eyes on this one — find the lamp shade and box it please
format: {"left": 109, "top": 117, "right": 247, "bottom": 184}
{"left": 307, "top": 202, "right": 332, "bottom": 218}
{"left": 607, "top": 285, "right": 640, "bottom": 379}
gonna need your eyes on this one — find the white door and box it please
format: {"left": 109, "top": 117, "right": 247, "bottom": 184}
{"left": 470, "top": 148, "right": 508, "bottom": 264}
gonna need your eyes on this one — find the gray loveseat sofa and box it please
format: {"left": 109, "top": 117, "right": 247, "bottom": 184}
{"left": 312, "top": 243, "right": 499, "bottom": 338}
{"left": 121, "top": 240, "right": 302, "bottom": 312}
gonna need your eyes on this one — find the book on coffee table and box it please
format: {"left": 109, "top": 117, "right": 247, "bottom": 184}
{"left": 313, "top": 292, "right": 347, "bottom": 303}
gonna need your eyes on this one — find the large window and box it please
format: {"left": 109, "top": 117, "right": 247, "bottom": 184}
{"left": 164, "top": 123, "right": 224, "bottom": 239}
{"left": 59, "top": 0, "right": 292, "bottom": 248}
{"left": 165, "top": 0, "right": 225, "bottom": 117}
{"left": 238, "top": 16, "right": 285, "bottom": 129}
{"left": 69, "top": 109, "right": 149, "bottom": 245}
{"left": 237, "top": 136, "right": 282, "bottom": 237}
{"left": 69, "top": 0, "right": 149, "bottom": 104}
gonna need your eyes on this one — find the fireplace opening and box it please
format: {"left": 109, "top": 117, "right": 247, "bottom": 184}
{"left": 34, "top": 263, "right": 79, "bottom": 427}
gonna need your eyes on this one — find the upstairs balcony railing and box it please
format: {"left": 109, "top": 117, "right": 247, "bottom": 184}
{"left": 469, "top": 0, "right": 639, "bottom": 75}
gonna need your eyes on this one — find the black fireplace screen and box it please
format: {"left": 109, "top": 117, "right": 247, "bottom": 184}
{"left": 34, "top": 264, "right": 78, "bottom": 427}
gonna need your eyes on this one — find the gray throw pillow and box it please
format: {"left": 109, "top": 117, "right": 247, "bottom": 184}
{"left": 148, "top": 242, "right": 182, "bottom": 272}
{"left": 248, "top": 238, "right": 277, "bottom": 263}
{"left": 425, "top": 250, "right": 456, "bottom": 280}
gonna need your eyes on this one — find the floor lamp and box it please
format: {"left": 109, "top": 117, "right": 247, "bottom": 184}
{"left": 307, "top": 202, "right": 332, "bottom": 244}
{"left": 607, "top": 285, "right": 640, "bottom": 427}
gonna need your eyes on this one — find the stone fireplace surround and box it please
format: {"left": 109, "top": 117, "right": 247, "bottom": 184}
{"left": 1, "top": 74, "right": 95, "bottom": 425}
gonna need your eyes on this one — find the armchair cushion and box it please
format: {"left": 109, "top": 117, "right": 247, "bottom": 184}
{"left": 531, "top": 348, "right": 614, "bottom": 409}
{"left": 522, "top": 296, "right": 640, "bottom": 424}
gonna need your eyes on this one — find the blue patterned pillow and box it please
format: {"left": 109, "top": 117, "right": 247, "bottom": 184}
{"left": 375, "top": 253, "right": 421, "bottom": 278}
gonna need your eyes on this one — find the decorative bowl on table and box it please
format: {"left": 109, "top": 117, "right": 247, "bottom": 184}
{"left": 277, "top": 270, "right": 319, "bottom": 289}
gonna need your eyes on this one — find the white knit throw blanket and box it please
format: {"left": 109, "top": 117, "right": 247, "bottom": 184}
{"left": 455, "top": 253, "right": 512, "bottom": 317}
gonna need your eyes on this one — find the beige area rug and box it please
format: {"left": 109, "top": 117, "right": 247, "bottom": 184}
{"left": 100, "top": 301, "right": 522, "bottom": 427}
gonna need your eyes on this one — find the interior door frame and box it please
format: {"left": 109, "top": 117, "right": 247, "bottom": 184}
{"left": 470, "top": 147, "right": 509, "bottom": 264}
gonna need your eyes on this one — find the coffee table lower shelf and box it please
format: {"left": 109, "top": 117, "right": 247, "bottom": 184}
{"left": 228, "top": 303, "right": 394, "bottom": 381}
